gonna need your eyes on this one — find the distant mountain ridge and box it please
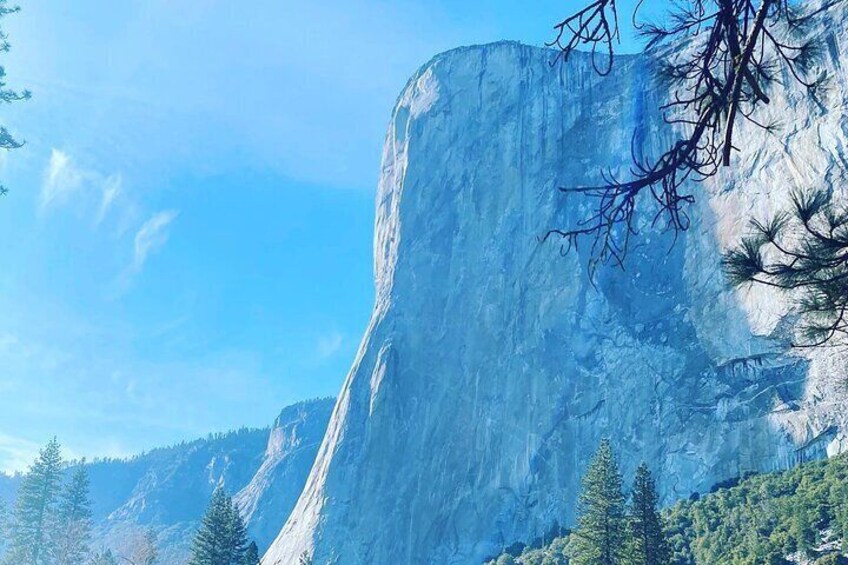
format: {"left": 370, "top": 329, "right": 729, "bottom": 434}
{"left": 0, "top": 397, "right": 335, "bottom": 563}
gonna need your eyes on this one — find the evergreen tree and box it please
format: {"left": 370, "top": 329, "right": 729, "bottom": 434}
{"left": 126, "top": 527, "right": 159, "bottom": 565}
{"left": 724, "top": 190, "right": 848, "bottom": 346}
{"left": 624, "top": 463, "right": 668, "bottom": 565}
{"left": 190, "top": 488, "right": 231, "bottom": 565}
{"left": 571, "top": 439, "right": 626, "bottom": 565}
{"left": 189, "top": 488, "right": 249, "bottom": 565}
{"left": 837, "top": 483, "right": 848, "bottom": 543}
{"left": 241, "top": 541, "right": 260, "bottom": 565}
{"left": 789, "top": 503, "right": 815, "bottom": 556}
{"left": 6, "top": 437, "right": 64, "bottom": 565}
{"left": 225, "top": 497, "right": 247, "bottom": 564}
{"left": 0, "top": 498, "right": 8, "bottom": 550}
{"left": 545, "top": 0, "right": 829, "bottom": 272}
{"left": 52, "top": 464, "right": 93, "bottom": 565}
{"left": 145, "top": 528, "right": 159, "bottom": 565}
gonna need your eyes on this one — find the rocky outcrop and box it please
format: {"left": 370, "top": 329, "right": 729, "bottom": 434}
{"left": 235, "top": 398, "right": 335, "bottom": 552}
{"left": 265, "top": 6, "right": 848, "bottom": 563}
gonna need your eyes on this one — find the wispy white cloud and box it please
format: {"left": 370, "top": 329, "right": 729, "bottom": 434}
{"left": 40, "top": 149, "right": 83, "bottom": 210}
{"left": 131, "top": 210, "right": 179, "bottom": 274}
{"left": 111, "top": 210, "right": 179, "bottom": 296}
{"left": 96, "top": 174, "right": 123, "bottom": 224}
{"left": 39, "top": 149, "right": 124, "bottom": 224}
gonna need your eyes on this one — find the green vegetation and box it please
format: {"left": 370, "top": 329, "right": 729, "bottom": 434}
{"left": 4, "top": 437, "right": 65, "bottom": 564}
{"left": 242, "top": 542, "right": 260, "bottom": 565}
{"left": 724, "top": 190, "right": 848, "bottom": 346}
{"left": 0, "top": 437, "right": 265, "bottom": 565}
{"left": 664, "top": 454, "right": 848, "bottom": 564}
{"left": 52, "top": 465, "right": 93, "bottom": 564}
{"left": 487, "top": 441, "right": 666, "bottom": 565}
{"left": 0, "top": 499, "right": 7, "bottom": 552}
{"left": 0, "top": 438, "right": 160, "bottom": 565}
{"left": 487, "top": 445, "right": 848, "bottom": 564}
{"left": 570, "top": 439, "right": 626, "bottom": 565}
{"left": 0, "top": 0, "right": 29, "bottom": 197}
{"left": 128, "top": 528, "right": 160, "bottom": 565}
{"left": 625, "top": 463, "right": 668, "bottom": 565}
{"left": 188, "top": 487, "right": 253, "bottom": 565}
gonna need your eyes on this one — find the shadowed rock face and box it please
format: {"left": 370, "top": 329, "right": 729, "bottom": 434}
{"left": 266, "top": 12, "right": 848, "bottom": 563}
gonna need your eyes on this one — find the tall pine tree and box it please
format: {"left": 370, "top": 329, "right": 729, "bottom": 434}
{"left": 189, "top": 487, "right": 250, "bottom": 565}
{"left": 5, "top": 437, "right": 64, "bottom": 565}
{"left": 225, "top": 494, "right": 247, "bottom": 565}
{"left": 571, "top": 439, "right": 626, "bottom": 565}
{"left": 0, "top": 498, "right": 8, "bottom": 552}
{"left": 51, "top": 464, "right": 93, "bottom": 565}
{"left": 241, "top": 541, "right": 260, "bottom": 565}
{"left": 624, "top": 463, "right": 668, "bottom": 565}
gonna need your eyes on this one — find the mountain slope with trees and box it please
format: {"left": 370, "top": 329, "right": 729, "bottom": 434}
{"left": 488, "top": 450, "right": 848, "bottom": 564}
{"left": 0, "top": 398, "right": 334, "bottom": 563}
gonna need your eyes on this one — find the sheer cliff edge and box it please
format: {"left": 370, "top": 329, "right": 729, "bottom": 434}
{"left": 267, "top": 23, "right": 848, "bottom": 565}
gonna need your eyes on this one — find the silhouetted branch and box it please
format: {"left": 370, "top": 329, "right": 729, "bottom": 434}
{"left": 724, "top": 189, "right": 848, "bottom": 347}
{"left": 546, "top": 0, "right": 835, "bottom": 268}
{"left": 0, "top": 2, "right": 28, "bottom": 198}
{"left": 548, "top": 0, "right": 621, "bottom": 75}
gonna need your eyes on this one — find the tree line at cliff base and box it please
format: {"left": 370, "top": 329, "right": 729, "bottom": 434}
{"left": 487, "top": 439, "right": 848, "bottom": 564}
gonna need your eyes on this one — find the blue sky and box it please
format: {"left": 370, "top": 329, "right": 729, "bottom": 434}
{"left": 0, "top": 0, "right": 654, "bottom": 472}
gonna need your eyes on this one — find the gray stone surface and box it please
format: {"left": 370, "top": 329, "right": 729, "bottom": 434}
{"left": 265, "top": 9, "right": 848, "bottom": 564}
{"left": 236, "top": 398, "right": 336, "bottom": 552}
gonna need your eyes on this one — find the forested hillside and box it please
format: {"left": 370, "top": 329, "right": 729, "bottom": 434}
{"left": 487, "top": 454, "right": 848, "bottom": 565}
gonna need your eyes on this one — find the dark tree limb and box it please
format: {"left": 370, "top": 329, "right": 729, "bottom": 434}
{"left": 546, "top": 0, "right": 834, "bottom": 268}
{"left": 0, "top": 1, "right": 28, "bottom": 198}
{"left": 724, "top": 190, "right": 848, "bottom": 347}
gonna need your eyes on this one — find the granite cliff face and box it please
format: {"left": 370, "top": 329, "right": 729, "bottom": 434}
{"left": 235, "top": 398, "right": 336, "bottom": 552}
{"left": 266, "top": 9, "right": 848, "bottom": 565}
